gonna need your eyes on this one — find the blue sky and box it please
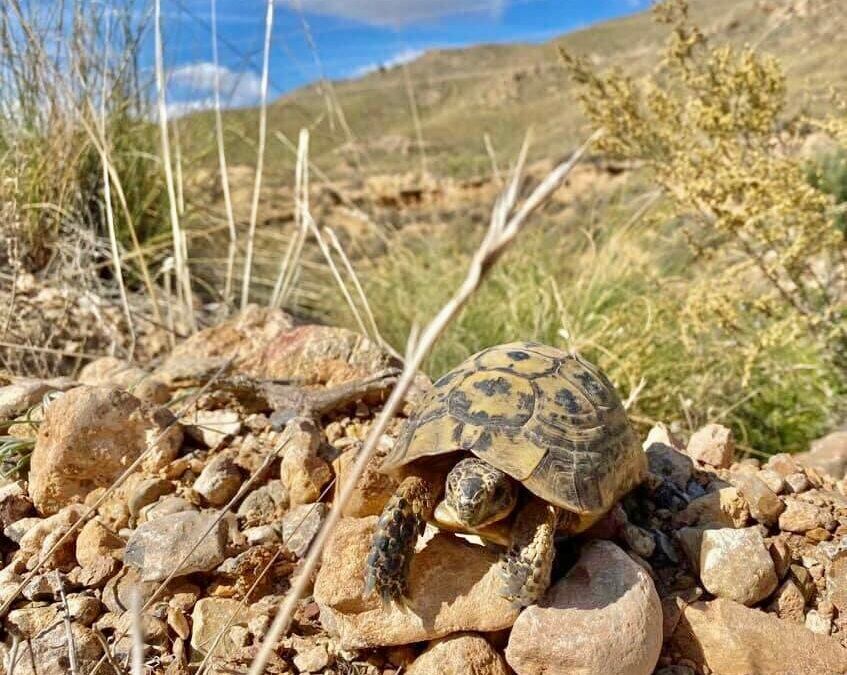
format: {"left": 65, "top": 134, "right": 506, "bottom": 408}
{"left": 159, "top": 0, "right": 651, "bottom": 114}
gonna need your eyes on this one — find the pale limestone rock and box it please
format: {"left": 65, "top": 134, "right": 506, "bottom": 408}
{"left": 671, "top": 598, "right": 847, "bottom": 674}
{"left": 124, "top": 511, "right": 229, "bottom": 581}
{"left": 699, "top": 527, "right": 777, "bottom": 606}
{"left": 686, "top": 424, "right": 734, "bottom": 468}
{"left": 408, "top": 634, "right": 509, "bottom": 675}
{"left": 505, "top": 541, "right": 662, "bottom": 675}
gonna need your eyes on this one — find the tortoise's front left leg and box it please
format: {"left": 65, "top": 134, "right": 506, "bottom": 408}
{"left": 364, "top": 475, "right": 436, "bottom": 603}
{"left": 498, "top": 499, "right": 558, "bottom": 607}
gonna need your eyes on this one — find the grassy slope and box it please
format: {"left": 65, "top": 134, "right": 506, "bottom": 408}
{"left": 181, "top": 0, "right": 847, "bottom": 180}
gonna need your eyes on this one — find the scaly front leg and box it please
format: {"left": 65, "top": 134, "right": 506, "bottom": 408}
{"left": 364, "top": 476, "right": 436, "bottom": 603}
{"left": 498, "top": 499, "right": 558, "bottom": 607}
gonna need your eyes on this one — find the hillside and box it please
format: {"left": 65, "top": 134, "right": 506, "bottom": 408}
{"left": 181, "top": 0, "right": 847, "bottom": 181}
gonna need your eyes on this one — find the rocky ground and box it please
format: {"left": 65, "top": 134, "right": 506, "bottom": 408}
{"left": 2, "top": 307, "right": 847, "bottom": 674}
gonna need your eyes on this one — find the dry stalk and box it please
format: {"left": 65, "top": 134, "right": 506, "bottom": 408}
{"left": 53, "top": 571, "right": 79, "bottom": 675}
{"left": 483, "top": 132, "right": 503, "bottom": 187}
{"left": 247, "top": 130, "right": 600, "bottom": 675}
{"left": 6, "top": 634, "right": 19, "bottom": 675}
{"left": 270, "top": 129, "right": 310, "bottom": 309}
{"left": 240, "top": 0, "right": 275, "bottom": 309}
{"left": 323, "top": 226, "right": 402, "bottom": 362}
{"left": 129, "top": 587, "right": 144, "bottom": 675}
{"left": 98, "top": 29, "right": 136, "bottom": 359}
{"left": 210, "top": 0, "right": 238, "bottom": 309}
{"left": 154, "top": 0, "right": 195, "bottom": 329}
{"left": 402, "top": 62, "right": 428, "bottom": 178}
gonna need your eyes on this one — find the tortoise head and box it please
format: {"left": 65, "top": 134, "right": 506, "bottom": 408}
{"left": 434, "top": 457, "right": 517, "bottom": 530}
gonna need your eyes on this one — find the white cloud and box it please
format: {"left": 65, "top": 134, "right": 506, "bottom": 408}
{"left": 279, "top": 0, "right": 506, "bottom": 27}
{"left": 354, "top": 48, "right": 425, "bottom": 77}
{"left": 166, "top": 62, "right": 263, "bottom": 116}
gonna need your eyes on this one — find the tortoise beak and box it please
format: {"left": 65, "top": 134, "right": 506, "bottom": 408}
{"left": 433, "top": 501, "right": 465, "bottom": 530}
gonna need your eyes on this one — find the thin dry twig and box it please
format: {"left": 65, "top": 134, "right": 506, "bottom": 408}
{"left": 129, "top": 587, "right": 144, "bottom": 675}
{"left": 240, "top": 0, "right": 275, "bottom": 309}
{"left": 247, "top": 130, "right": 600, "bottom": 674}
{"left": 210, "top": 0, "right": 239, "bottom": 309}
{"left": 323, "top": 226, "right": 403, "bottom": 362}
{"left": 53, "top": 571, "right": 79, "bottom": 675}
{"left": 154, "top": 0, "right": 195, "bottom": 329}
{"left": 402, "top": 62, "right": 428, "bottom": 178}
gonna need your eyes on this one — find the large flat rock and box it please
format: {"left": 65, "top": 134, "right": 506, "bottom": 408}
{"left": 672, "top": 598, "right": 847, "bottom": 674}
{"left": 314, "top": 516, "right": 520, "bottom": 648}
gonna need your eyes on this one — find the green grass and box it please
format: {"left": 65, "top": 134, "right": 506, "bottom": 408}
{"left": 323, "top": 183, "right": 844, "bottom": 454}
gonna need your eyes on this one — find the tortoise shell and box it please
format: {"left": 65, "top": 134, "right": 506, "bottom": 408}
{"left": 382, "top": 342, "right": 645, "bottom": 516}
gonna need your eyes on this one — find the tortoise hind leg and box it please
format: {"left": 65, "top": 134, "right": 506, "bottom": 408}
{"left": 498, "top": 500, "right": 558, "bottom": 607}
{"left": 365, "top": 476, "right": 436, "bottom": 603}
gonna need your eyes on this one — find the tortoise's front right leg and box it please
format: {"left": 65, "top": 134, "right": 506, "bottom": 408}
{"left": 364, "top": 475, "right": 436, "bottom": 603}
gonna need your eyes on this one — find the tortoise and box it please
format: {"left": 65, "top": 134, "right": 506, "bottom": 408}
{"left": 364, "top": 341, "right": 646, "bottom": 607}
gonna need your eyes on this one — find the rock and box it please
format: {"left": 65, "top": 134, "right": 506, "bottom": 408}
{"left": 6, "top": 604, "right": 60, "bottom": 638}
{"left": 237, "top": 480, "right": 288, "bottom": 526}
{"left": 4, "top": 516, "right": 41, "bottom": 544}
{"left": 244, "top": 525, "right": 279, "bottom": 546}
{"left": 279, "top": 418, "right": 332, "bottom": 506}
{"left": 798, "top": 431, "right": 847, "bottom": 480}
{"left": 186, "top": 409, "right": 242, "bottom": 448}
{"left": 686, "top": 424, "right": 734, "bottom": 468}
{"left": 314, "top": 517, "right": 520, "bottom": 648}
{"left": 675, "top": 487, "right": 749, "bottom": 528}
{"left": 128, "top": 477, "right": 175, "bottom": 518}
{"left": 280, "top": 503, "right": 327, "bottom": 557}
{"left": 8, "top": 622, "right": 103, "bottom": 675}
{"left": 645, "top": 442, "right": 693, "bottom": 489}
{"left": 408, "top": 634, "right": 509, "bottom": 675}
{"left": 193, "top": 455, "right": 243, "bottom": 506}
{"left": 101, "top": 567, "right": 160, "bottom": 614}
{"left": 785, "top": 472, "right": 811, "bottom": 494}
{"left": 67, "top": 594, "right": 102, "bottom": 625}
{"left": 642, "top": 423, "right": 684, "bottom": 452}
{"left": 505, "top": 541, "right": 661, "bottom": 675}
{"left": 18, "top": 504, "right": 85, "bottom": 571}
{"left": 766, "top": 452, "right": 801, "bottom": 477}
{"left": 333, "top": 448, "right": 398, "bottom": 517}
{"left": 75, "top": 518, "right": 124, "bottom": 568}
{"left": 292, "top": 639, "right": 331, "bottom": 673}
{"left": 156, "top": 307, "right": 397, "bottom": 387}
{"left": 142, "top": 495, "right": 196, "bottom": 522}
{"left": 0, "top": 377, "right": 75, "bottom": 421}
{"left": 190, "top": 597, "right": 249, "bottom": 659}
{"left": 757, "top": 468, "right": 785, "bottom": 494}
{"left": 768, "top": 579, "right": 806, "bottom": 622}
{"left": 672, "top": 598, "right": 847, "bottom": 674}
{"left": 28, "top": 386, "right": 183, "bottom": 515}
{"left": 826, "top": 555, "right": 847, "bottom": 612}
{"left": 0, "top": 481, "right": 33, "bottom": 530}
{"left": 805, "top": 609, "right": 832, "bottom": 635}
{"left": 779, "top": 500, "right": 830, "bottom": 533}
{"left": 675, "top": 526, "right": 705, "bottom": 569}
{"left": 699, "top": 527, "right": 777, "bottom": 606}
{"left": 731, "top": 473, "right": 783, "bottom": 526}
{"left": 78, "top": 357, "right": 168, "bottom": 403}
{"left": 124, "top": 511, "right": 229, "bottom": 581}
